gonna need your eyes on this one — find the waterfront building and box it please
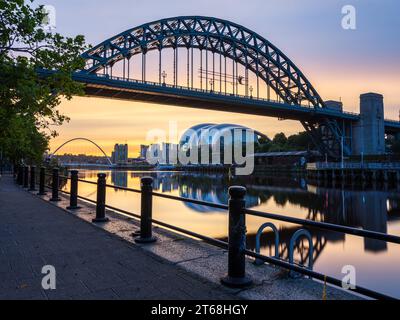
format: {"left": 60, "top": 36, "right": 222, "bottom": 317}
{"left": 112, "top": 144, "right": 128, "bottom": 165}
{"left": 140, "top": 145, "right": 149, "bottom": 159}
{"left": 160, "top": 142, "right": 179, "bottom": 164}
{"left": 253, "top": 151, "right": 319, "bottom": 167}
{"left": 162, "top": 142, "right": 170, "bottom": 164}
{"left": 148, "top": 144, "right": 161, "bottom": 163}
{"left": 179, "top": 123, "right": 268, "bottom": 164}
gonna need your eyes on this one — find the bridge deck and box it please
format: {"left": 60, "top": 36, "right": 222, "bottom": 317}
{"left": 37, "top": 69, "right": 400, "bottom": 133}
{"left": 75, "top": 73, "right": 400, "bottom": 133}
{"left": 74, "top": 73, "right": 360, "bottom": 122}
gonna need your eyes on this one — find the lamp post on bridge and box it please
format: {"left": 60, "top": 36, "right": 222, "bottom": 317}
{"left": 361, "top": 151, "right": 364, "bottom": 168}
{"left": 341, "top": 136, "right": 344, "bottom": 169}
{"left": 162, "top": 70, "right": 167, "bottom": 86}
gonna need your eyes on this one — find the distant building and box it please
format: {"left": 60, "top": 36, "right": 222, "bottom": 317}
{"left": 55, "top": 153, "right": 110, "bottom": 165}
{"left": 162, "top": 142, "right": 170, "bottom": 164}
{"left": 253, "top": 151, "right": 319, "bottom": 167}
{"left": 161, "top": 142, "right": 178, "bottom": 164}
{"left": 144, "top": 143, "right": 178, "bottom": 165}
{"left": 140, "top": 145, "right": 149, "bottom": 159}
{"left": 111, "top": 144, "right": 128, "bottom": 165}
{"left": 146, "top": 144, "right": 161, "bottom": 164}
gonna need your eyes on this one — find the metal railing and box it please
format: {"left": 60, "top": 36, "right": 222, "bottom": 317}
{"left": 35, "top": 68, "right": 399, "bottom": 124}
{"left": 89, "top": 72, "right": 299, "bottom": 105}
{"left": 307, "top": 162, "right": 400, "bottom": 170}
{"left": 83, "top": 73, "right": 400, "bottom": 124}
{"left": 79, "top": 73, "right": 400, "bottom": 124}
{"left": 79, "top": 72, "right": 369, "bottom": 118}
{"left": 385, "top": 118, "right": 400, "bottom": 125}
{"left": 15, "top": 165, "right": 400, "bottom": 300}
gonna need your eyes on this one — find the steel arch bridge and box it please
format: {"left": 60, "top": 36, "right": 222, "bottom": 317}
{"left": 83, "top": 16, "right": 325, "bottom": 108}
{"left": 49, "top": 138, "right": 113, "bottom": 165}
{"left": 39, "top": 16, "right": 400, "bottom": 158}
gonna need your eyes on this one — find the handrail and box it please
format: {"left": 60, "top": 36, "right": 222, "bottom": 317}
{"left": 150, "top": 191, "right": 229, "bottom": 210}
{"left": 45, "top": 185, "right": 228, "bottom": 249}
{"left": 81, "top": 73, "right": 360, "bottom": 114}
{"left": 244, "top": 208, "right": 400, "bottom": 244}
{"left": 77, "top": 178, "right": 97, "bottom": 185}
{"left": 307, "top": 162, "right": 400, "bottom": 170}
{"left": 97, "top": 74, "right": 400, "bottom": 122}
{"left": 69, "top": 175, "right": 400, "bottom": 244}
{"left": 40, "top": 172, "right": 399, "bottom": 299}
{"left": 45, "top": 183, "right": 395, "bottom": 300}
{"left": 79, "top": 73, "right": 400, "bottom": 123}
{"left": 67, "top": 176, "right": 227, "bottom": 208}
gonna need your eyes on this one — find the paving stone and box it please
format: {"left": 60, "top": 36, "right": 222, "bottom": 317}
{"left": 1, "top": 174, "right": 359, "bottom": 300}
{"left": 0, "top": 175, "right": 234, "bottom": 300}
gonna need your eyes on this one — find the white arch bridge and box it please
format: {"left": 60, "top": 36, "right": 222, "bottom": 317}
{"left": 49, "top": 138, "right": 113, "bottom": 165}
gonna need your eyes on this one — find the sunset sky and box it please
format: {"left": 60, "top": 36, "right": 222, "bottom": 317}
{"left": 40, "top": 0, "right": 400, "bottom": 157}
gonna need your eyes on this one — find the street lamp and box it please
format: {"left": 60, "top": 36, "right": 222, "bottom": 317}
{"left": 361, "top": 151, "right": 364, "bottom": 168}
{"left": 161, "top": 70, "right": 167, "bottom": 86}
{"left": 341, "top": 136, "right": 344, "bottom": 169}
{"left": 209, "top": 79, "right": 214, "bottom": 92}
{"left": 249, "top": 85, "right": 253, "bottom": 99}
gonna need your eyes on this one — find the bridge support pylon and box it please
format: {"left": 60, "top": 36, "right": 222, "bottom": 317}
{"left": 352, "top": 93, "right": 385, "bottom": 155}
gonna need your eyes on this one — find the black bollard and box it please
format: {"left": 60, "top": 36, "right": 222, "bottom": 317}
{"left": 17, "top": 165, "right": 23, "bottom": 185}
{"left": 50, "top": 168, "right": 61, "bottom": 201}
{"left": 221, "top": 186, "right": 252, "bottom": 288}
{"left": 29, "top": 166, "right": 36, "bottom": 191}
{"left": 135, "top": 177, "right": 157, "bottom": 244}
{"left": 23, "top": 166, "right": 29, "bottom": 188}
{"left": 92, "top": 173, "right": 109, "bottom": 223}
{"left": 15, "top": 165, "right": 19, "bottom": 183}
{"left": 67, "top": 170, "right": 80, "bottom": 210}
{"left": 37, "top": 167, "right": 46, "bottom": 195}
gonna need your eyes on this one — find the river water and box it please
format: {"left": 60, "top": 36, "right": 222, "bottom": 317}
{"left": 65, "top": 169, "right": 400, "bottom": 298}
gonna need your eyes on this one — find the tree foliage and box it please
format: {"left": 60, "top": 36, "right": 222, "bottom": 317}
{"left": 257, "top": 131, "right": 312, "bottom": 152}
{"left": 0, "top": 0, "right": 89, "bottom": 164}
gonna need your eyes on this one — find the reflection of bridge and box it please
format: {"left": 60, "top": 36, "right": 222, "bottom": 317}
{"left": 40, "top": 16, "right": 400, "bottom": 158}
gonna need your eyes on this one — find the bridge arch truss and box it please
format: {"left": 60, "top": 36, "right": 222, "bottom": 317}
{"left": 81, "top": 16, "right": 349, "bottom": 157}
{"left": 49, "top": 138, "right": 113, "bottom": 165}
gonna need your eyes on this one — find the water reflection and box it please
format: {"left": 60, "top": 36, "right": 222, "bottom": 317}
{"left": 71, "top": 169, "right": 400, "bottom": 298}
{"left": 111, "top": 171, "right": 128, "bottom": 188}
{"left": 116, "top": 172, "right": 397, "bottom": 242}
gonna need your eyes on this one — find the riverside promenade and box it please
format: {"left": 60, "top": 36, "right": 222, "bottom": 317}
{"left": 0, "top": 173, "right": 358, "bottom": 300}
{"left": 0, "top": 174, "right": 235, "bottom": 300}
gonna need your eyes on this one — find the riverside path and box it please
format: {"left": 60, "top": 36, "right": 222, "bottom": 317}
{"left": 0, "top": 174, "right": 235, "bottom": 300}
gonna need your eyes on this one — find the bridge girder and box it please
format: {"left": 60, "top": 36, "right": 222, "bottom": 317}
{"left": 82, "top": 16, "right": 325, "bottom": 108}
{"left": 79, "top": 16, "right": 351, "bottom": 158}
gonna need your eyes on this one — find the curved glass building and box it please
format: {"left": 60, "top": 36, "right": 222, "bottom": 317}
{"left": 179, "top": 123, "right": 268, "bottom": 151}
{"left": 178, "top": 123, "right": 269, "bottom": 166}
